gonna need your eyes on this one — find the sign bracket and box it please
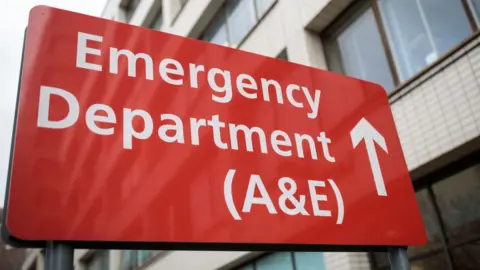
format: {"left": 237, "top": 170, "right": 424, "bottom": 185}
{"left": 44, "top": 242, "right": 74, "bottom": 270}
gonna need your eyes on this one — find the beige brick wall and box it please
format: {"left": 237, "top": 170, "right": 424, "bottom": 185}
{"left": 391, "top": 37, "right": 480, "bottom": 171}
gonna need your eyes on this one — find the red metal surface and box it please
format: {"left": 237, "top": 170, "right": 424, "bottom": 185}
{"left": 6, "top": 6, "right": 426, "bottom": 247}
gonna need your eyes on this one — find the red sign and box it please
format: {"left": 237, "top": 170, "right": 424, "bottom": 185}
{"left": 4, "top": 6, "right": 426, "bottom": 249}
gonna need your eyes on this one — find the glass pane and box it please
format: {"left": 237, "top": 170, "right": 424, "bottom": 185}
{"left": 470, "top": 0, "right": 480, "bottom": 25}
{"left": 150, "top": 9, "right": 163, "bottom": 30}
{"left": 255, "top": 0, "right": 275, "bottom": 18}
{"left": 237, "top": 264, "right": 255, "bottom": 270}
{"left": 452, "top": 241, "right": 480, "bottom": 269}
{"left": 408, "top": 190, "right": 443, "bottom": 257}
{"left": 226, "top": 0, "right": 257, "bottom": 47}
{"left": 203, "top": 7, "right": 229, "bottom": 46}
{"left": 294, "top": 252, "right": 326, "bottom": 270}
{"left": 379, "top": 0, "right": 472, "bottom": 81}
{"left": 335, "top": 8, "right": 395, "bottom": 92}
{"left": 138, "top": 250, "right": 152, "bottom": 265}
{"left": 372, "top": 252, "right": 389, "bottom": 268}
{"left": 432, "top": 164, "right": 480, "bottom": 245}
{"left": 410, "top": 252, "right": 449, "bottom": 270}
{"left": 121, "top": 250, "right": 137, "bottom": 270}
{"left": 256, "top": 252, "right": 293, "bottom": 270}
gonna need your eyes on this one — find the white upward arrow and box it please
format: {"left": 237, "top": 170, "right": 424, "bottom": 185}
{"left": 350, "top": 118, "right": 388, "bottom": 196}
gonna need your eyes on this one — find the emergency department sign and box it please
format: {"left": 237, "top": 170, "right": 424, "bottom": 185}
{"left": 3, "top": 6, "right": 426, "bottom": 250}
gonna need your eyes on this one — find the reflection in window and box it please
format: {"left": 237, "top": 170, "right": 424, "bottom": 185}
{"left": 379, "top": 0, "right": 472, "bottom": 81}
{"left": 370, "top": 164, "right": 480, "bottom": 270}
{"left": 432, "top": 165, "right": 480, "bottom": 245}
{"left": 202, "top": 0, "right": 276, "bottom": 47}
{"left": 326, "top": 7, "right": 395, "bottom": 92}
{"left": 410, "top": 253, "right": 449, "bottom": 270}
{"left": 407, "top": 190, "right": 443, "bottom": 257}
{"left": 452, "top": 241, "right": 480, "bottom": 269}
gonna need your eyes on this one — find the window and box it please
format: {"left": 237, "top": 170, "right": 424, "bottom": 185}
{"left": 121, "top": 250, "right": 159, "bottom": 270}
{"left": 277, "top": 49, "right": 288, "bottom": 61}
{"left": 325, "top": 0, "right": 479, "bottom": 93}
{"left": 234, "top": 252, "right": 325, "bottom": 270}
{"left": 121, "top": 0, "right": 140, "bottom": 22}
{"left": 469, "top": 0, "right": 480, "bottom": 25}
{"left": 149, "top": 8, "right": 163, "bottom": 30}
{"left": 379, "top": 0, "right": 472, "bottom": 81}
{"left": 371, "top": 163, "right": 480, "bottom": 270}
{"left": 202, "top": 0, "right": 276, "bottom": 47}
{"left": 84, "top": 251, "right": 109, "bottom": 270}
{"left": 325, "top": 5, "right": 395, "bottom": 92}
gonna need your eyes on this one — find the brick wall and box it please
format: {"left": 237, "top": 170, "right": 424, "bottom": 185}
{"left": 391, "top": 36, "right": 480, "bottom": 171}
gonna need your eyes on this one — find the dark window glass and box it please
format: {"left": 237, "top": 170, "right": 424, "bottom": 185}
{"left": 451, "top": 241, "right": 480, "bottom": 269}
{"left": 410, "top": 252, "right": 449, "bottom": 270}
{"left": 408, "top": 190, "right": 443, "bottom": 257}
{"left": 432, "top": 165, "right": 480, "bottom": 245}
{"left": 237, "top": 264, "right": 255, "bottom": 270}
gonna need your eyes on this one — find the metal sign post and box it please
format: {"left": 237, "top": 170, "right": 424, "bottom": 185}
{"left": 44, "top": 242, "right": 74, "bottom": 270}
{"left": 388, "top": 247, "right": 410, "bottom": 270}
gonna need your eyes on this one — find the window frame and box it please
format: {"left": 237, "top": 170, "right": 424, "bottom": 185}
{"left": 323, "top": 0, "right": 480, "bottom": 97}
{"left": 369, "top": 151, "right": 480, "bottom": 270}
{"left": 200, "top": 0, "right": 278, "bottom": 48}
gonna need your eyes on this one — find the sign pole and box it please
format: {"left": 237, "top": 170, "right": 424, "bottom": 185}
{"left": 44, "top": 242, "right": 74, "bottom": 270}
{"left": 388, "top": 247, "right": 410, "bottom": 270}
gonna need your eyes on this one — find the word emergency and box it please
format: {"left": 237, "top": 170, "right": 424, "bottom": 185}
{"left": 34, "top": 31, "right": 338, "bottom": 162}
{"left": 76, "top": 32, "right": 322, "bottom": 119}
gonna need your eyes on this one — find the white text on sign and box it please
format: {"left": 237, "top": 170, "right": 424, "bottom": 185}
{"left": 223, "top": 169, "right": 344, "bottom": 224}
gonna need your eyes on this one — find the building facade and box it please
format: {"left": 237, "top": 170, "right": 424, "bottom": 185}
{"left": 23, "top": 0, "right": 480, "bottom": 269}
